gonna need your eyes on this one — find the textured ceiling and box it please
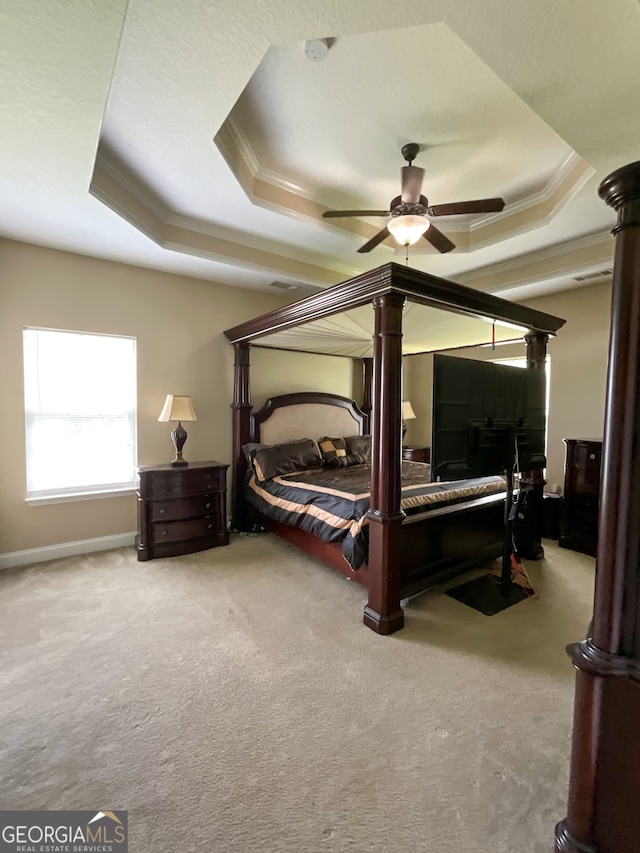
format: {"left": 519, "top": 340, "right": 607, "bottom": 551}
{"left": 2, "top": 0, "right": 640, "bottom": 305}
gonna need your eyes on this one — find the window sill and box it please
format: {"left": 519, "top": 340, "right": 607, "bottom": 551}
{"left": 26, "top": 486, "right": 136, "bottom": 506}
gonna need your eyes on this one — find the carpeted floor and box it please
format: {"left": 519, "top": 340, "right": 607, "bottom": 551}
{"left": 0, "top": 534, "right": 595, "bottom": 852}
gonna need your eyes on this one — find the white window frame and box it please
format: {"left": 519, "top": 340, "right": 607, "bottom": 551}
{"left": 23, "top": 327, "right": 138, "bottom": 505}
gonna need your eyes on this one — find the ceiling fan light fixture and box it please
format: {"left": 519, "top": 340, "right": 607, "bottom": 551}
{"left": 387, "top": 214, "right": 430, "bottom": 247}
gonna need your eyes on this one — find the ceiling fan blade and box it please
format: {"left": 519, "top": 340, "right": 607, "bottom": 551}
{"left": 427, "top": 197, "right": 505, "bottom": 216}
{"left": 357, "top": 226, "right": 390, "bottom": 253}
{"left": 323, "top": 209, "right": 390, "bottom": 218}
{"left": 400, "top": 166, "right": 424, "bottom": 204}
{"left": 423, "top": 223, "right": 456, "bottom": 254}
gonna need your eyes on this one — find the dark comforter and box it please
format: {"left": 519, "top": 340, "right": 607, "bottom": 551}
{"left": 245, "top": 462, "right": 506, "bottom": 570}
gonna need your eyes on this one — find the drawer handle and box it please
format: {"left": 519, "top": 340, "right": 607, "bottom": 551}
{"left": 207, "top": 523, "right": 213, "bottom": 530}
{"left": 589, "top": 453, "right": 596, "bottom": 460}
{"left": 205, "top": 502, "right": 211, "bottom": 509}
{"left": 161, "top": 529, "right": 168, "bottom": 536}
{"left": 159, "top": 507, "right": 166, "bottom": 514}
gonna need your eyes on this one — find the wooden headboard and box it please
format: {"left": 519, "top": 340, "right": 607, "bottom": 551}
{"left": 252, "top": 392, "right": 367, "bottom": 446}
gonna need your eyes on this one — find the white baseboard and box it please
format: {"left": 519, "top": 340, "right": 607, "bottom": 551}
{"left": 0, "top": 532, "right": 137, "bottom": 570}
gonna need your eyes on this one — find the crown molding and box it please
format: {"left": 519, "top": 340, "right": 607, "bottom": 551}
{"left": 94, "top": 151, "right": 171, "bottom": 222}
{"left": 457, "top": 228, "right": 614, "bottom": 292}
{"left": 217, "top": 116, "right": 595, "bottom": 252}
{"left": 470, "top": 152, "right": 593, "bottom": 229}
{"left": 90, "top": 154, "right": 353, "bottom": 287}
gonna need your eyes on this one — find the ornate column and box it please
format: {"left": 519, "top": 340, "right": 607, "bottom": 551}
{"left": 231, "top": 341, "right": 252, "bottom": 531}
{"left": 364, "top": 292, "right": 405, "bottom": 635}
{"left": 555, "top": 161, "right": 640, "bottom": 852}
{"left": 518, "top": 332, "right": 549, "bottom": 559}
{"left": 362, "top": 356, "right": 373, "bottom": 434}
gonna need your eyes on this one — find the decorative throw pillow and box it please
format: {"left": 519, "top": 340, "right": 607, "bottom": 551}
{"left": 250, "top": 438, "right": 322, "bottom": 483}
{"left": 345, "top": 434, "right": 372, "bottom": 463}
{"left": 318, "top": 436, "right": 349, "bottom": 468}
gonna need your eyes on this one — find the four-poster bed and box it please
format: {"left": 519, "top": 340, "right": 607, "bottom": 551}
{"left": 224, "top": 263, "right": 565, "bottom": 636}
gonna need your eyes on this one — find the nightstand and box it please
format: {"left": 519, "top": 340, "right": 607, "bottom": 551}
{"left": 402, "top": 445, "right": 431, "bottom": 464}
{"left": 136, "top": 460, "right": 229, "bottom": 561}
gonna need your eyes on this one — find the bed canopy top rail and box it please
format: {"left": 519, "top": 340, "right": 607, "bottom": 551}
{"left": 224, "top": 262, "right": 565, "bottom": 346}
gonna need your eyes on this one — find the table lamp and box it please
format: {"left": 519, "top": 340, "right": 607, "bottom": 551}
{"left": 402, "top": 400, "right": 416, "bottom": 442}
{"left": 158, "top": 395, "right": 197, "bottom": 467}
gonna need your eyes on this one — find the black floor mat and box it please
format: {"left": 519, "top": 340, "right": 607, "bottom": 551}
{"left": 445, "top": 573, "right": 529, "bottom": 615}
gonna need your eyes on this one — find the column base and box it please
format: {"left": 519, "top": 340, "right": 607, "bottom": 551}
{"left": 363, "top": 605, "right": 404, "bottom": 635}
{"left": 554, "top": 820, "right": 598, "bottom": 853}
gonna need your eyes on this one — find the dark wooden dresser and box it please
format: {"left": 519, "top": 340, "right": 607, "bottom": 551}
{"left": 402, "top": 445, "right": 431, "bottom": 464}
{"left": 136, "top": 460, "right": 229, "bottom": 561}
{"left": 559, "top": 438, "right": 602, "bottom": 556}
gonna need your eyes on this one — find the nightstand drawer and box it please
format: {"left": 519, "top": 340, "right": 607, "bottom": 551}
{"left": 150, "top": 494, "right": 217, "bottom": 522}
{"left": 152, "top": 516, "right": 218, "bottom": 544}
{"left": 142, "top": 469, "right": 224, "bottom": 499}
{"left": 402, "top": 446, "right": 430, "bottom": 464}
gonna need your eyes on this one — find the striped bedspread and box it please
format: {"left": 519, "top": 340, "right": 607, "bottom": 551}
{"left": 245, "top": 461, "right": 506, "bottom": 570}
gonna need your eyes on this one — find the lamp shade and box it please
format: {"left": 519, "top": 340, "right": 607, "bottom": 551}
{"left": 158, "top": 395, "right": 197, "bottom": 423}
{"left": 402, "top": 400, "right": 416, "bottom": 421}
{"left": 387, "top": 215, "right": 430, "bottom": 247}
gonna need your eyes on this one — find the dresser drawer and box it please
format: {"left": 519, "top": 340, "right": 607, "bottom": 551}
{"left": 566, "top": 509, "right": 598, "bottom": 543}
{"left": 141, "top": 468, "right": 225, "bottom": 499}
{"left": 150, "top": 493, "right": 217, "bottom": 522}
{"left": 152, "top": 515, "right": 218, "bottom": 544}
{"left": 571, "top": 494, "right": 599, "bottom": 515}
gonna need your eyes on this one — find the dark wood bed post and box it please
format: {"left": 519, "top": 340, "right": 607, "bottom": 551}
{"left": 364, "top": 292, "right": 406, "bottom": 635}
{"left": 519, "top": 332, "right": 549, "bottom": 559}
{"left": 555, "top": 161, "right": 640, "bottom": 853}
{"left": 362, "top": 356, "right": 373, "bottom": 433}
{"left": 231, "top": 341, "right": 253, "bottom": 531}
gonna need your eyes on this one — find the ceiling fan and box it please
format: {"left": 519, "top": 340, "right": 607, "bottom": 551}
{"left": 322, "top": 143, "right": 505, "bottom": 254}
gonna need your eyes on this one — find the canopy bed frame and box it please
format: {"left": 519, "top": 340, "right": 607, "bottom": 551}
{"left": 224, "top": 263, "right": 565, "bottom": 637}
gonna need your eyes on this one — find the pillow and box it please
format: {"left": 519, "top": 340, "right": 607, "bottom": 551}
{"left": 250, "top": 438, "right": 322, "bottom": 483}
{"left": 345, "top": 434, "right": 372, "bottom": 463}
{"left": 318, "top": 436, "right": 348, "bottom": 468}
{"left": 242, "top": 442, "right": 268, "bottom": 465}
{"left": 318, "top": 436, "right": 365, "bottom": 469}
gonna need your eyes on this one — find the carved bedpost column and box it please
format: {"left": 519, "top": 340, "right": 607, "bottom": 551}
{"left": 555, "top": 161, "right": 640, "bottom": 853}
{"left": 364, "top": 292, "right": 405, "bottom": 635}
{"left": 518, "top": 332, "right": 549, "bottom": 559}
{"left": 362, "top": 357, "right": 373, "bottom": 434}
{"left": 231, "top": 341, "right": 252, "bottom": 531}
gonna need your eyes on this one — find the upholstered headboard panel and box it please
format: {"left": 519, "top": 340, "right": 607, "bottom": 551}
{"left": 253, "top": 393, "right": 367, "bottom": 446}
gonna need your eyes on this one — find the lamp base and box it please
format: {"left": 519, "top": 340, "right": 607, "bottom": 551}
{"left": 170, "top": 422, "right": 189, "bottom": 467}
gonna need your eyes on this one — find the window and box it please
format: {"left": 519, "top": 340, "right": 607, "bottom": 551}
{"left": 23, "top": 328, "right": 137, "bottom": 502}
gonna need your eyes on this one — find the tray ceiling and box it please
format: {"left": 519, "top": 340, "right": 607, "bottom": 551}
{"left": 3, "top": 1, "right": 640, "bottom": 300}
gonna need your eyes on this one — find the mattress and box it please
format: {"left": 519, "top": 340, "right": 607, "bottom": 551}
{"left": 245, "top": 461, "right": 506, "bottom": 570}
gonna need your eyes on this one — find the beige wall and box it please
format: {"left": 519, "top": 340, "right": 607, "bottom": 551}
{"left": 0, "top": 240, "right": 347, "bottom": 555}
{"left": 402, "top": 281, "right": 612, "bottom": 489}
{"left": 251, "top": 347, "right": 355, "bottom": 411}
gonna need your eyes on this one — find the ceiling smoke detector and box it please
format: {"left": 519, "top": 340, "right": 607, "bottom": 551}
{"left": 304, "top": 38, "right": 330, "bottom": 61}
